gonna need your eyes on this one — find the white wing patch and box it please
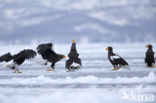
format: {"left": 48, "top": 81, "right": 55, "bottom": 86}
{"left": 110, "top": 55, "right": 121, "bottom": 60}
{"left": 5, "top": 60, "right": 16, "bottom": 68}
{"left": 70, "top": 62, "right": 81, "bottom": 67}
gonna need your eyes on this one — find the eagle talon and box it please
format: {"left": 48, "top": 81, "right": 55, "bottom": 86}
{"left": 47, "top": 68, "right": 55, "bottom": 71}
{"left": 13, "top": 70, "right": 22, "bottom": 73}
{"left": 17, "top": 70, "right": 22, "bottom": 73}
{"left": 112, "top": 68, "right": 118, "bottom": 71}
{"left": 67, "top": 69, "right": 71, "bottom": 72}
{"left": 47, "top": 68, "right": 52, "bottom": 71}
{"left": 146, "top": 64, "right": 155, "bottom": 68}
{"left": 52, "top": 68, "right": 55, "bottom": 71}
{"left": 13, "top": 70, "right": 17, "bottom": 73}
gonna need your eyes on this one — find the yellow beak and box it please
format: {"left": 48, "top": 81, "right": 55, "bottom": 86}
{"left": 146, "top": 45, "right": 149, "bottom": 48}
{"left": 63, "top": 55, "right": 66, "bottom": 58}
{"left": 106, "top": 48, "right": 108, "bottom": 51}
{"left": 72, "top": 40, "right": 75, "bottom": 43}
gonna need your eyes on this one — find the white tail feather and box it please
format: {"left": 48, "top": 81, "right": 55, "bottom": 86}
{"left": 121, "top": 65, "right": 130, "bottom": 70}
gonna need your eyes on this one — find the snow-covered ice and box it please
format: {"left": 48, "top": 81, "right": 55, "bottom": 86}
{"left": 0, "top": 43, "right": 156, "bottom": 103}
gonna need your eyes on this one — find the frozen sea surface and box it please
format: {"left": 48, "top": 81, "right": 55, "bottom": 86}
{"left": 0, "top": 43, "right": 156, "bottom": 103}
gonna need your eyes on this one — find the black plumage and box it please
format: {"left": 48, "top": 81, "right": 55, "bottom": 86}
{"left": 37, "top": 43, "right": 66, "bottom": 71}
{"left": 0, "top": 53, "right": 13, "bottom": 62}
{"left": 106, "top": 47, "right": 129, "bottom": 71}
{"left": 145, "top": 44, "right": 155, "bottom": 67}
{"left": 12, "top": 49, "right": 36, "bottom": 65}
{"left": 0, "top": 49, "right": 36, "bottom": 73}
{"left": 37, "top": 43, "right": 53, "bottom": 60}
{"left": 66, "top": 40, "right": 82, "bottom": 72}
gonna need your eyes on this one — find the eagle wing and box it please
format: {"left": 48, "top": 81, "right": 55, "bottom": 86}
{"left": 13, "top": 49, "right": 36, "bottom": 60}
{"left": 110, "top": 55, "right": 128, "bottom": 65}
{"left": 37, "top": 43, "right": 53, "bottom": 55}
{"left": 0, "top": 52, "right": 13, "bottom": 62}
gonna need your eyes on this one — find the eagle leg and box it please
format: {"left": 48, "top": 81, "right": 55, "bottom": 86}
{"left": 67, "top": 68, "right": 71, "bottom": 72}
{"left": 13, "top": 69, "right": 22, "bottom": 73}
{"left": 48, "top": 63, "right": 55, "bottom": 71}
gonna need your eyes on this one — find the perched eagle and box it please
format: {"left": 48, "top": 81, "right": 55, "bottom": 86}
{"left": 145, "top": 44, "right": 155, "bottom": 68}
{"left": 66, "top": 40, "right": 82, "bottom": 72}
{"left": 0, "top": 49, "right": 36, "bottom": 73}
{"left": 106, "top": 46, "right": 130, "bottom": 71}
{"left": 37, "top": 43, "right": 66, "bottom": 71}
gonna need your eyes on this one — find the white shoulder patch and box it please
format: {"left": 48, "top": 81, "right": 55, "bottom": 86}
{"left": 70, "top": 62, "right": 81, "bottom": 67}
{"left": 110, "top": 55, "right": 120, "bottom": 60}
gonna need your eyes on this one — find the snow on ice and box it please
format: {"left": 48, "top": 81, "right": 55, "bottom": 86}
{"left": 0, "top": 43, "right": 156, "bottom": 103}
